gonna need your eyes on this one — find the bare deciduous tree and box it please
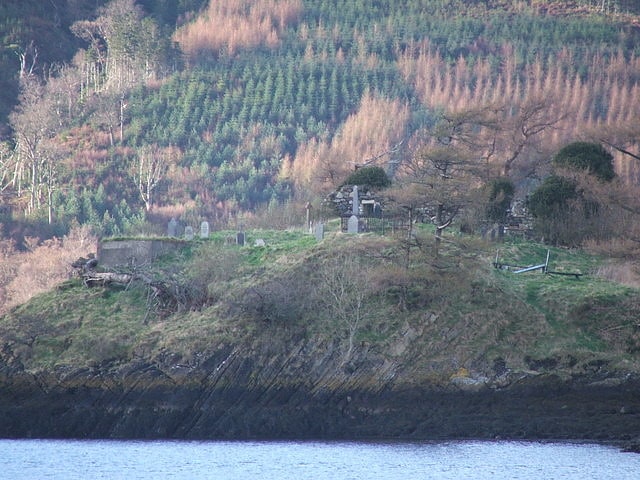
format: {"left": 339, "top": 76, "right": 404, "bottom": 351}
{"left": 393, "top": 109, "right": 492, "bottom": 256}
{"left": 9, "top": 74, "right": 67, "bottom": 221}
{"left": 72, "top": 0, "right": 169, "bottom": 95}
{"left": 595, "top": 124, "right": 640, "bottom": 165}
{"left": 134, "top": 145, "right": 172, "bottom": 212}
{"left": 16, "top": 41, "right": 38, "bottom": 79}
{"left": 1, "top": 226, "right": 96, "bottom": 314}
{"left": 88, "top": 91, "right": 121, "bottom": 147}
{"left": 46, "top": 64, "right": 83, "bottom": 127}
{"left": 316, "top": 253, "right": 373, "bottom": 362}
{"left": 495, "top": 96, "right": 567, "bottom": 178}
{"left": 0, "top": 142, "right": 15, "bottom": 194}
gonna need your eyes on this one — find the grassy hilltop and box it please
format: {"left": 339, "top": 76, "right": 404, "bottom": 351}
{"left": 2, "top": 223, "right": 639, "bottom": 382}
{"left": 0, "top": 0, "right": 639, "bottom": 409}
{"left": 2, "top": 0, "right": 640, "bottom": 442}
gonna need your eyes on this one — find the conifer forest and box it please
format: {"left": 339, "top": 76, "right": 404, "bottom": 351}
{"left": 1, "top": 0, "right": 639, "bottom": 246}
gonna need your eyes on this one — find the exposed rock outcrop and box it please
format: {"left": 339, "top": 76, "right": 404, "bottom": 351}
{"left": 1, "top": 338, "right": 639, "bottom": 444}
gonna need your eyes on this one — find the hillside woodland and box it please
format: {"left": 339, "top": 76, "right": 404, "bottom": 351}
{"left": 1, "top": 0, "right": 640, "bottom": 311}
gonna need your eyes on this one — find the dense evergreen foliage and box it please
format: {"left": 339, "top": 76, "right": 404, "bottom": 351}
{"left": 485, "top": 177, "right": 515, "bottom": 224}
{"left": 528, "top": 175, "right": 578, "bottom": 220}
{"left": 553, "top": 141, "right": 616, "bottom": 182}
{"left": 342, "top": 166, "right": 391, "bottom": 189}
{"left": 1, "top": 0, "right": 639, "bottom": 243}
{"left": 121, "top": 0, "right": 639, "bottom": 215}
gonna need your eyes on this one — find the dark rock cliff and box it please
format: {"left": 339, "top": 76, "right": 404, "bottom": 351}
{"left": 2, "top": 338, "right": 639, "bottom": 444}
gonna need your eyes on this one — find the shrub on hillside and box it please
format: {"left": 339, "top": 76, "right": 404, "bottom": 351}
{"left": 342, "top": 166, "right": 391, "bottom": 189}
{"left": 485, "top": 177, "right": 515, "bottom": 224}
{"left": 529, "top": 141, "right": 621, "bottom": 245}
{"left": 553, "top": 141, "right": 615, "bottom": 182}
{"left": 1, "top": 226, "right": 97, "bottom": 313}
{"left": 527, "top": 175, "right": 578, "bottom": 219}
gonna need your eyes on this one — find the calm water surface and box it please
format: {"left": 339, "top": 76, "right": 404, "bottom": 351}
{"left": 0, "top": 438, "right": 638, "bottom": 479}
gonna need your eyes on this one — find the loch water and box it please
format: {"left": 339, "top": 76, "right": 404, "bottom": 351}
{"left": 1, "top": 438, "right": 639, "bottom": 479}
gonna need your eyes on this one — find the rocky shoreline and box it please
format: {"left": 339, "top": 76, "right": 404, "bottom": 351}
{"left": 1, "top": 344, "right": 639, "bottom": 451}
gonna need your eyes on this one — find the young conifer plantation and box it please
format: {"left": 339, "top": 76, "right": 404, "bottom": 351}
{"left": 1, "top": 0, "right": 640, "bottom": 310}
{"left": 4, "top": 3, "right": 640, "bottom": 449}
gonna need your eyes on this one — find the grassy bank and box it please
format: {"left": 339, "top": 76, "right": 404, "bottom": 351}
{"left": 1, "top": 226, "right": 639, "bottom": 377}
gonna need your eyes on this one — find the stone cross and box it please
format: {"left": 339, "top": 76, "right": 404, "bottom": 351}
{"left": 352, "top": 185, "right": 359, "bottom": 216}
{"left": 200, "top": 221, "right": 209, "bottom": 239}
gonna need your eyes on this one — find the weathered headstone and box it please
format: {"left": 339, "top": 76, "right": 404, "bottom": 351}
{"left": 236, "top": 231, "right": 245, "bottom": 246}
{"left": 254, "top": 238, "right": 266, "bottom": 247}
{"left": 347, "top": 214, "right": 359, "bottom": 234}
{"left": 314, "top": 222, "right": 324, "bottom": 241}
{"left": 184, "top": 226, "right": 194, "bottom": 241}
{"left": 373, "top": 202, "right": 382, "bottom": 218}
{"left": 352, "top": 185, "right": 359, "bottom": 215}
{"left": 167, "top": 218, "right": 177, "bottom": 237}
{"left": 200, "top": 221, "right": 210, "bottom": 239}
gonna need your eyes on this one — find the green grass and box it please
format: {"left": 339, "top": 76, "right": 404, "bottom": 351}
{"left": 488, "top": 238, "right": 639, "bottom": 367}
{"left": 1, "top": 281, "right": 150, "bottom": 368}
{"left": 2, "top": 228, "right": 640, "bottom": 375}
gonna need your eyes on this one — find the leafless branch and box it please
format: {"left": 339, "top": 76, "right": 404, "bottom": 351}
{"left": 600, "top": 138, "right": 640, "bottom": 162}
{"left": 351, "top": 138, "right": 406, "bottom": 169}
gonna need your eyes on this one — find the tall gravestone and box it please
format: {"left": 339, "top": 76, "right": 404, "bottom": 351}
{"left": 200, "top": 221, "right": 210, "bottom": 239}
{"left": 306, "top": 202, "right": 312, "bottom": 232}
{"left": 314, "top": 222, "right": 324, "bottom": 241}
{"left": 184, "top": 226, "right": 194, "bottom": 241}
{"left": 167, "top": 218, "right": 177, "bottom": 237}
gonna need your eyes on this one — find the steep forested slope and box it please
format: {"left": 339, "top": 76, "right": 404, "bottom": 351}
{"left": 1, "top": 0, "right": 639, "bottom": 243}
{"left": 2, "top": 1, "right": 640, "bottom": 443}
{"left": 123, "top": 0, "right": 640, "bottom": 213}
{"left": 0, "top": 0, "right": 104, "bottom": 136}
{"left": 0, "top": 0, "right": 208, "bottom": 131}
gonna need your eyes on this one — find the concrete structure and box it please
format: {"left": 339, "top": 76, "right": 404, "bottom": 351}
{"left": 98, "top": 239, "right": 184, "bottom": 269}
